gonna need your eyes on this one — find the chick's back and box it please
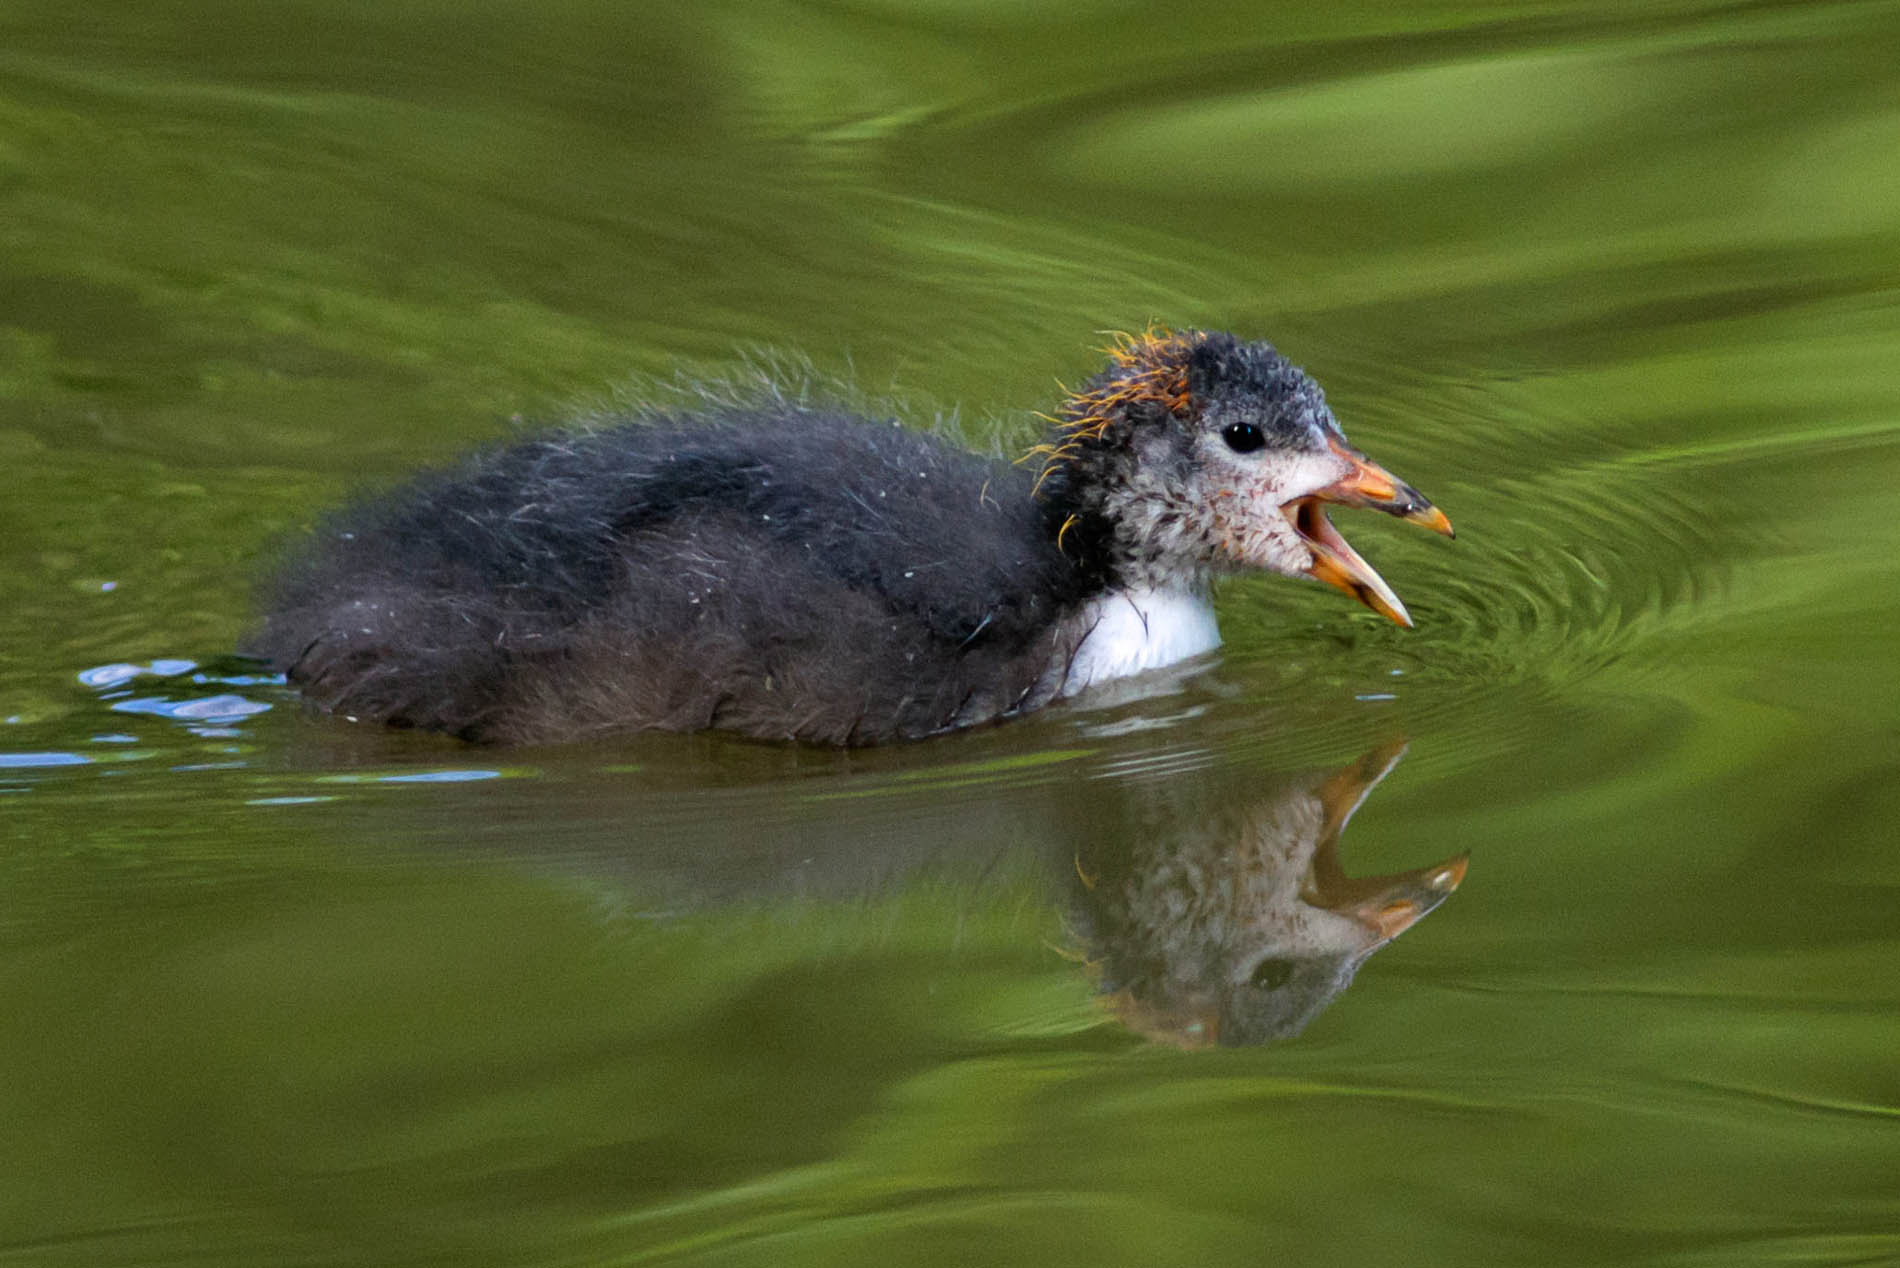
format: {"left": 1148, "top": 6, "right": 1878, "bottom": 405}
{"left": 248, "top": 408, "right": 1090, "bottom": 744}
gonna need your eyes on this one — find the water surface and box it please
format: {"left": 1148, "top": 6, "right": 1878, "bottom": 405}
{"left": 4, "top": 0, "right": 1899, "bottom": 1263}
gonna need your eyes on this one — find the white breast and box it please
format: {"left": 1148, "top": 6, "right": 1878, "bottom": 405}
{"left": 1060, "top": 586, "right": 1222, "bottom": 695}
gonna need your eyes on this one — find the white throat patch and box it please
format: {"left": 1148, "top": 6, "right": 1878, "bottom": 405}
{"left": 1061, "top": 586, "right": 1222, "bottom": 695}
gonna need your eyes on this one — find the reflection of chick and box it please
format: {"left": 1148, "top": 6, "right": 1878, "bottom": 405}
{"left": 1073, "top": 743, "right": 1465, "bottom": 1047}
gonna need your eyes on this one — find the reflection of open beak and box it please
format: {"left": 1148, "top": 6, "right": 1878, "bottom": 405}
{"left": 1285, "top": 438, "right": 1454, "bottom": 627}
{"left": 1308, "top": 739, "right": 1468, "bottom": 945}
{"left": 1340, "top": 854, "right": 1468, "bottom": 942}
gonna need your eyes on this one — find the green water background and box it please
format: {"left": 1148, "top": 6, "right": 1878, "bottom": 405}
{"left": 3, "top": 0, "right": 1899, "bottom": 1263}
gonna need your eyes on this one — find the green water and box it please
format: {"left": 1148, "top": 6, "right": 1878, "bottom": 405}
{"left": 4, "top": 0, "right": 1899, "bottom": 1262}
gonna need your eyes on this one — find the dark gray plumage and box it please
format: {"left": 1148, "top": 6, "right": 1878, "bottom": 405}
{"left": 249, "top": 408, "right": 1097, "bottom": 744}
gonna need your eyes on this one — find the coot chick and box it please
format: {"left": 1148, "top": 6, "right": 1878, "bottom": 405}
{"left": 249, "top": 329, "right": 1452, "bottom": 745}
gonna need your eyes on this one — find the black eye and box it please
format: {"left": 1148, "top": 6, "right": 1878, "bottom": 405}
{"left": 1222, "top": 422, "right": 1266, "bottom": 454}
{"left": 1248, "top": 958, "right": 1297, "bottom": 990}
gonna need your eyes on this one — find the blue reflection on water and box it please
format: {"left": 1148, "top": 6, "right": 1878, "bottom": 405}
{"left": 110, "top": 695, "right": 272, "bottom": 724}
{"left": 78, "top": 659, "right": 278, "bottom": 737}
{"left": 0, "top": 752, "right": 92, "bottom": 769}
{"left": 78, "top": 660, "right": 201, "bottom": 689}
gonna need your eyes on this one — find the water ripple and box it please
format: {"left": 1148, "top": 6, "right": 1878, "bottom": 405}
{"left": 76, "top": 657, "right": 281, "bottom": 738}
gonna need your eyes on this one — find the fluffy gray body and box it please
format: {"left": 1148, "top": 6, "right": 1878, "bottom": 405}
{"left": 248, "top": 408, "right": 1102, "bottom": 744}
{"left": 249, "top": 331, "right": 1449, "bottom": 746}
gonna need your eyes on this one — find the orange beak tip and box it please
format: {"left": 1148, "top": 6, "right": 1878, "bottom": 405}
{"left": 1416, "top": 506, "right": 1455, "bottom": 539}
{"left": 1430, "top": 855, "right": 1470, "bottom": 892}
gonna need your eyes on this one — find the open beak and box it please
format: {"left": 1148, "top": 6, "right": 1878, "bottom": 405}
{"left": 1286, "top": 438, "right": 1453, "bottom": 627}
